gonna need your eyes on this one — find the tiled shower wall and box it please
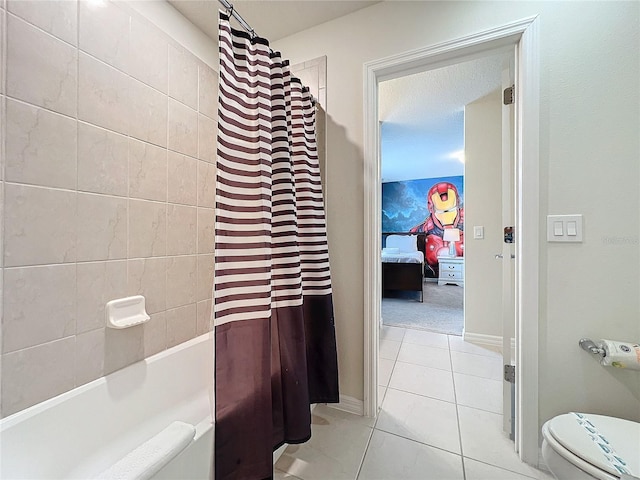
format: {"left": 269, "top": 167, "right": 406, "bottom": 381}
{"left": 0, "top": 0, "right": 218, "bottom": 417}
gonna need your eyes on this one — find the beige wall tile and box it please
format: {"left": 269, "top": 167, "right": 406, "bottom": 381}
{"left": 75, "top": 328, "right": 105, "bottom": 385}
{"left": 198, "top": 64, "right": 218, "bottom": 119}
{"left": 128, "top": 199, "right": 166, "bottom": 258}
{"left": 167, "top": 204, "right": 197, "bottom": 256}
{"left": 198, "top": 114, "right": 216, "bottom": 163}
{"left": 143, "top": 311, "right": 167, "bottom": 357}
{"left": 78, "top": 0, "right": 129, "bottom": 71}
{"left": 77, "top": 193, "right": 127, "bottom": 262}
{"left": 7, "top": 0, "right": 77, "bottom": 45}
{"left": 5, "top": 99, "right": 77, "bottom": 189}
{"left": 77, "top": 122, "right": 128, "bottom": 197}
{"left": 104, "top": 325, "right": 144, "bottom": 375}
{"left": 197, "top": 207, "right": 215, "bottom": 254}
{"left": 129, "top": 17, "right": 168, "bottom": 93}
{"left": 78, "top": 52, "right": 129, "bottom": 135}
{"left": 196, "top": 299, "right": 212, "bottom": 336}
{"left": 4, "top": 184, "right": 76, "bottom": 267}
{"left": 6, "top": 15, "right": 77, "bottom": 117}
{"left": 166, "top": 303, "right": 197, "bottom": 349}
{"left": 129, "top": 139, "right": 167, "bottom": 202}
{"left": 197, "top": 160, "right": 216, "bottom": 208}
{"left": 168, "top": 99, "right": 198, "bottom": 157}
{"left": 167, "top": 151, "right": 197, "bottom": 206}
{"left": 128, "top": 78, "right": 168, "bottom": 148}
{"left": 1, "top": 337, "right": 75, "bottom": 416}
{"left": 76, "top": 260, "right": 127, "bottom": 334}
{"left": 197, "top": 254, "right": 214, "bottom": 302}
{"left": 127, "top": 257, "right": 167, "bottom": 315}
{"left": 166, "top": 255, "right": 196, "bottom": 309}
{"left": 3, "top": 265, "right": 76, "bottom": 353}
{"left": 168, "top": 44, "right": 198, "bottom": 110}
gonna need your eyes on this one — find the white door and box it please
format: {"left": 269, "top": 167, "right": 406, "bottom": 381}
{"left": 501, "top": 60, "right": 517, "bottom": 439}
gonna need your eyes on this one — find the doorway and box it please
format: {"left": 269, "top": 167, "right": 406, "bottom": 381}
{"left": 363, "top": 17, "right": 541, "bottom": 465}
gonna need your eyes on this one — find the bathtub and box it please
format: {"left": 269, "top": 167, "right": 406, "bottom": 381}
{"left": 0, "top": 333, "right": 214, "bottom": 479}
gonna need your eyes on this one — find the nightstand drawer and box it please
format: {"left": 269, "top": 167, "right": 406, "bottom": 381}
{"left": 440, "top": 271, "right": 462, "bottom": 281}
{"left": 440, "top": 262, "right": 463, "bottom": 273}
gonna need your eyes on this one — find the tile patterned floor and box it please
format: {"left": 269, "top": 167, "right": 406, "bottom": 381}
{"left": 275, "top": 327, "right": 554, "bottom": 480}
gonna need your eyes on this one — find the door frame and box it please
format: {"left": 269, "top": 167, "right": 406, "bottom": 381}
{"left": 362, "top": 16, "right": 540, "bottom": 465}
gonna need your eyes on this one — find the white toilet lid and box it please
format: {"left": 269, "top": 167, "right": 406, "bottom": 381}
{"left": 547, "top": 413, "right": 640, "bottom": 478}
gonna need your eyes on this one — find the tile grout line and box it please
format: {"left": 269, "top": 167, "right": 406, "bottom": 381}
{"left": 354, "top": 425, "right": 375, "bottom": 480}
{"left": 448, "top": 334, "right": 467, "bottom": 480}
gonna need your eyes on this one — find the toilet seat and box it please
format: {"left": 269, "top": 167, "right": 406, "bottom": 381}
{"left": 543, "top": 413, "right": 640, "bottom": 479}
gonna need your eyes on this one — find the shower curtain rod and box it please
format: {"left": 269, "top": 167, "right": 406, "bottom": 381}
{"left": 216, "top": 1, "right": 319, "bottom": 107}
{"left": 218, "top": 0, "right": 257, "bottom": 39}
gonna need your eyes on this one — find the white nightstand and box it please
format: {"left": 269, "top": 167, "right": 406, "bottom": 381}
{"left": 437, "top": 256, "right": 464, "bottom": 287}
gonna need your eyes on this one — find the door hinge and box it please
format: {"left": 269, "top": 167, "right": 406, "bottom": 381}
{"left": 503, "top": 85, "right": 515, "bottom": 105}
{"left": 504, "top": 364, "right": 516, "bottom": 383}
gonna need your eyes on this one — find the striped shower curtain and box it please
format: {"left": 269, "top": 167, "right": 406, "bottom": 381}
{"left": 214, "top": 12, "right": 339, "bottom": 480}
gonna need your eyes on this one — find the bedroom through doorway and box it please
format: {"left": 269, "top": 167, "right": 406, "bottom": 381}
{"left": 379, "top": 53, "right": 508, "bottom": 338}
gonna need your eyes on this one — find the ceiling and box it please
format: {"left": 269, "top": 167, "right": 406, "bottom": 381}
{"left": 379, "top": 53, "right": 509, "bottom": 183}
{"left": 168, "top": 1, "right": 508, "bottom": 185}
{"left": 168, "top": 0, "right": 380, "bottom": 43}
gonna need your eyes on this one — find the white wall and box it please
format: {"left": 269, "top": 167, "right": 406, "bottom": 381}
{"left": 272, "top": 1, "right": 640, "bottom": 436}
{"left": 463, "top": 90, "right": 503, "bottom": 337}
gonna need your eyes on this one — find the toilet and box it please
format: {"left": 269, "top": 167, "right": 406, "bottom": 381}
{"left": 541, "top": 412, "right": 640, "bottom": 480}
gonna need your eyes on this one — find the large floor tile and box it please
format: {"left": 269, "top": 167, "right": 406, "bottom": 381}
{"left": 397, "top": 342, "right": 451, "bottom": 371}
{"left": 380, "top": 325, "right": 406, "bottom": 342}
{"left": 275, "top": 407, "right": 373, "bottom": 480}
{"left": 314, "top": 403, "right": 376, "bottom": 428}
{"left": 448, "top": 335, "right": 502, "bottom": 358}
{"left": 389, "top": 361, "right": 455, "bottom": 402}
{"left": 274, "top": 468, "right": 304, "bottom": 480}
{"left": 379, "top": 339, "right": 401, "bottom": 360}
{"left": 376, "top": 388, "right": 461, "bottom": 454}
{"left": 454, "top": 373, "right": 502, "bottom": 414}
{"left": 378, "top": 358, "right": 394, "bottom": 387}
{"left": 464, "top": 458, "right": 538, "bottom": 479}
{"left": 450, "top": 350, "right": 503, "bottom": 380}
{"left": 403, "top": 329, "right": 449, "bottom": 349}
{"left": 458, "top": 406, "right": 544, "bottom": 478}
{"left": 358, "top": 430, "right": 464, "bottom": 480}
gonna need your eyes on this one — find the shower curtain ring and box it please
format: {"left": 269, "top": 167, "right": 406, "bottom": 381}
{"left": 226, "top": 4, "right": 233, "bottom": 17}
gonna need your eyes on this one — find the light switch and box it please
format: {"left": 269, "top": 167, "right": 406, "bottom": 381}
{"left": 473, "top": 226, "right": 484, "bottom": 239}
{"left": 553, "top": 221, "right": 563, "bottom": 236}
{"left": 547, "top": 214, "right": 583, "bottom": 242}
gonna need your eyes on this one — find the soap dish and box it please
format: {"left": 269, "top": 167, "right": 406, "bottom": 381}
{"left": 106, "top": 295, "right": 150, "bottom": 329}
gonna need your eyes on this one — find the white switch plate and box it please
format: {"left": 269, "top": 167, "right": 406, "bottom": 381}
{"left": 547, "top": 214, "right": 583, "bottom": 242}
{"left": 473, "top": 226, "right": 484, "bottom": 239}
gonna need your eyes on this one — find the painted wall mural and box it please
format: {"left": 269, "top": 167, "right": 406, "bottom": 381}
{"left": 382, "top": 175, "right": 464, "bottom": 277}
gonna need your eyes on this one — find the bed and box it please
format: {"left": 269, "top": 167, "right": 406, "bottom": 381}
{"left": 382, "top": 233, "right": 426, "bottom": 302}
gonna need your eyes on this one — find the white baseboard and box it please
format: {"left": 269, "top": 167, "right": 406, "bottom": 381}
{"left": 463, "top": 331, "right": 516, "bottom": 357}
{"left": 327, "top": 394, "right": 364, "bottom": 416}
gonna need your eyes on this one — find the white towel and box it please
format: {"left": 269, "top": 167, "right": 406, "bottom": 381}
{"left": 95, "top": 421, "right": 196, "bottom": 480}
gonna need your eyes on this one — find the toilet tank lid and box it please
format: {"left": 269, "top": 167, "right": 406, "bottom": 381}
{"left": 547, "top": 413, "right": 640, "bottom": 478}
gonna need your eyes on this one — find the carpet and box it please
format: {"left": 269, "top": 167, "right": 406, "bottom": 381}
{"left": 382, "top": 281, "right": 464, "bottom": 336}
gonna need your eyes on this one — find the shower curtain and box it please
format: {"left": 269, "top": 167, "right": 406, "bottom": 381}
{"left": 214, "top": 12, "right": 339, "bottom": 480}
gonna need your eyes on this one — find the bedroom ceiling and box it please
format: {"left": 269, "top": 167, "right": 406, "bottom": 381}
{"left": 379, "top": 53, "right": 510, "bottom": 183}
{"left": 168, "top": 0, "right": 380, "bottom": 43}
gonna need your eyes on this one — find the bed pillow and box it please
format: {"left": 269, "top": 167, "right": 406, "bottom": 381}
{"left": 386, "top": 235, "right": 417, "bottom": 252}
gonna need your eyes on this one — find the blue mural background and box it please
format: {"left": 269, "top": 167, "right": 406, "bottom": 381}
{"left": 382, "top": 175, "right": 464, "bottom": 232}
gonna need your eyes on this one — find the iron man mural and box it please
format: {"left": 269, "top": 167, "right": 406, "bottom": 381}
{"left": 410, "top": 182, "right": 464, "bottom": 277}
